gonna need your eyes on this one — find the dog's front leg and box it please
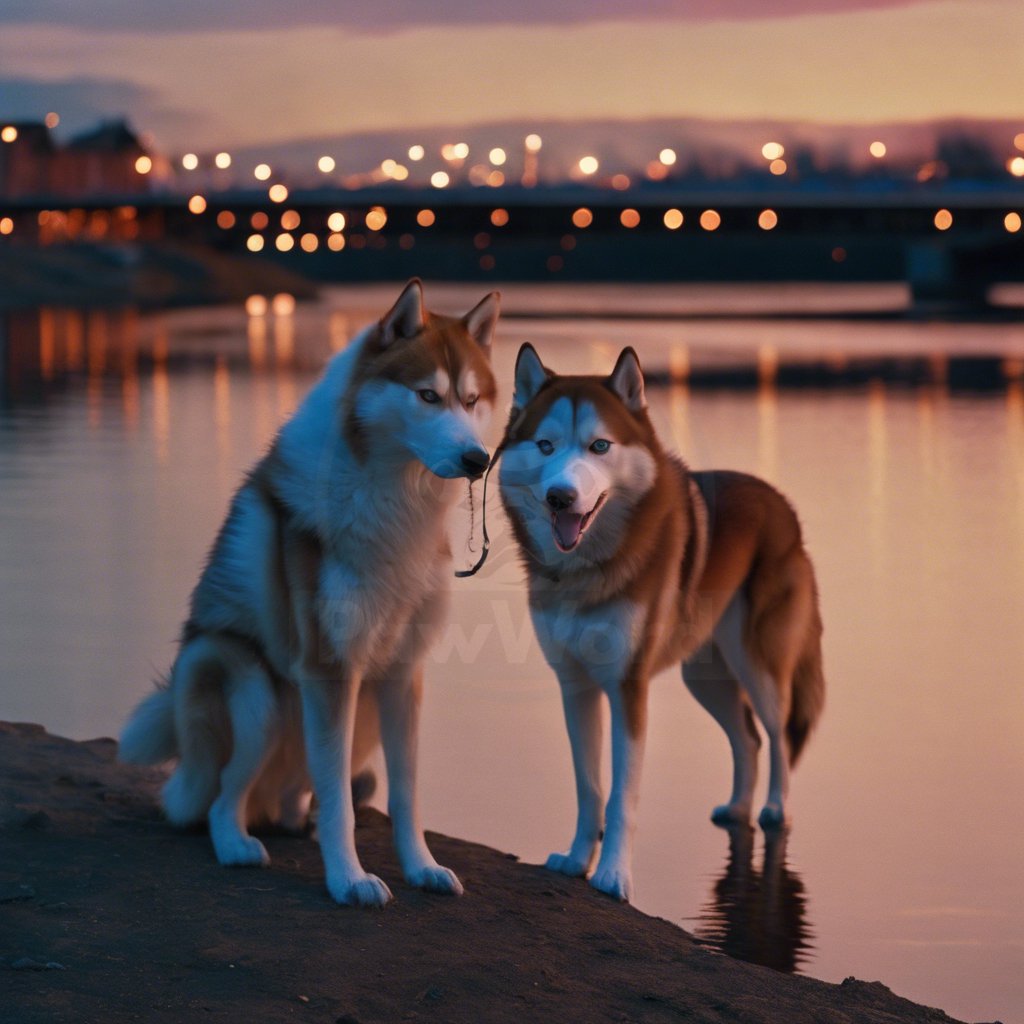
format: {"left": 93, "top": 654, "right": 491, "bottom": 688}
{"left": 590, "top": 676, "right": 648, "bottom": 902}
{"left": 299, "top": 673, "right": 392, "bottom": 907}
{"left": 377, "top": 664, "right": 463, "bottom": 895}
{"left": 546, "top": 668, "right": 603, "bottom": 878}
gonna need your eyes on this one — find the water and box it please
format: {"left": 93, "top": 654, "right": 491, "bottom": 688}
{"left": 1, "top": 287, "right": 1022, "bottom": 1024}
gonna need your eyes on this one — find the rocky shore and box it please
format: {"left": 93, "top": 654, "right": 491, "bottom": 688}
{"left": 0, "top": 722, "right": 981, "bottom": 1024}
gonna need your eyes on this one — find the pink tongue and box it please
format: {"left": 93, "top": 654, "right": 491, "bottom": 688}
{"left": 553, "top": 511, "right": 584, "bottom": 549}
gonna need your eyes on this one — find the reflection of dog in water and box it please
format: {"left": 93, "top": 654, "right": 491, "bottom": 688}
{"left": 696, "top": 824, "right": 812, "bottom": 974}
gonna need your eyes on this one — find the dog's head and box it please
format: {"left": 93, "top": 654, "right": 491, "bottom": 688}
{"left": 498, "top": 343, "right": 660, "bottom": 562}
{"left": 350, "top": 279, "right": 499, "bottom": 479}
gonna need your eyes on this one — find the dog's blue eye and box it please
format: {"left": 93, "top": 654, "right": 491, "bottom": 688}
{"left": 590, "top": 439, "right": 611, "bottom": 454}
{"left": 418, "top": 389, "right": 441, "bottom": 404}
{"left": 537, "top": 440, "right": 554, "bottom": 455}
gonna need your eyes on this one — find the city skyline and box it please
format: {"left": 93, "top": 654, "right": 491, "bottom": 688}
{"left": 1, "top": 1, "right": 1021, "bottom": 152}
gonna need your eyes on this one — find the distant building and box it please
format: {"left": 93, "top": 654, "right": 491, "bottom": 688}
{"left": 0, "top": 119, "right": 152, "bottom": 199}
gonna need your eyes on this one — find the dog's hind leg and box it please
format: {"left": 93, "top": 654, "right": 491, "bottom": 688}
{"left": 715, "top": 594, "right": 791, "bottom": 829}
{"left": 683, "top": 640, "right": 761, "bottom": 825}
{"left": 161, "top": 638, "right": 228, "bottom": 827}
{"left": 208, "top": 663, "right": 276, "bottom": 867}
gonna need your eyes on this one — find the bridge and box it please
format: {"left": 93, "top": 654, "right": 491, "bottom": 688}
{"left": 3, "top": 184, "right": 1024, "bottom": 307}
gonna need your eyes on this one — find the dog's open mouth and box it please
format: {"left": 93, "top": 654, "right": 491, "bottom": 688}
{"left": 551, "top": 492, "right": 607, "bottom": 553}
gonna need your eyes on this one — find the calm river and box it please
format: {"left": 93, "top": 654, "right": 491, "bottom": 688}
{"left": 1, "top": 285, "right": 1021, "bottom": 1023}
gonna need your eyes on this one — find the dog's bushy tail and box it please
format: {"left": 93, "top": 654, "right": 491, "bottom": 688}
{"left": 119, "top": 683, "right": 177, "bottom": 765}
{"left": 787, "top": 613, "right": 825, "bottom": 768}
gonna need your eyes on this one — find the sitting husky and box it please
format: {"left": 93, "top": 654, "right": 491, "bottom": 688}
{"left": 498, "top": 343, "right": 824, "bottom": 902}
{"left": 120, "top": 280, "right": 499, "bottom": 906}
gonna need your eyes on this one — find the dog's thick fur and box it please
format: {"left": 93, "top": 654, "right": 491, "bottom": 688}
{"left": 498, "top": 344, "right": 824, "bottom": 902}
{"left": 120, "top": 280, "right": 499, "bottom": 906}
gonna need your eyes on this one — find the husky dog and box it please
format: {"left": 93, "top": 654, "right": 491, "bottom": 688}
{"left": 120, "top": 280, "right": 499, "bottom": 906}
{"left": 498, "top": 344, "right": 824, "bottom": 902}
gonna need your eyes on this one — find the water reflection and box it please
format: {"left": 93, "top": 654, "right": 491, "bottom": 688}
{"left": 696, "top": 824, "right": 813, "bottom": 974}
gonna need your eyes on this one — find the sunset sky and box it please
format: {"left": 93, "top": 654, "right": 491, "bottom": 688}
{"left": 1, "top": 1, "right": 1021, "bottom": 150}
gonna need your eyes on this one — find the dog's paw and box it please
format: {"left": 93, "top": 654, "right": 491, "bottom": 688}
{"left": 589, "top": 863, "right": 633, "bottom": 902}
{"left": 328, "top": 872, "right": 393, "bottom": 907}
{"left": 545, "top": 851, "right": 590, "bottom": 878}
{"left": 711, "top": 802, "right": 751, "bottom": 826}
{"left": 406, "top": 864, "right": 464, "bottom": 896}
{"left": 758, "top": 802, "right": 790, "bottom": 830}
{"left": 213, "top": 832, "right": 270, "bottom": 868}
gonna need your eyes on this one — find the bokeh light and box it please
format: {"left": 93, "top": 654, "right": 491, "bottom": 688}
{"left": 254, "top": 164, "right": 272, "bottom": 181}
{"left": 268, "top": 184, "right": 288, "bottom": 203}
{"left": 1, "top": 127, "right": 18, "bottom": 143}
{"left": 490, "top": 208, "right": 509, "bottom": 227}
{"left": 762, "top": 142, "right": 784, "bottom": 160}
{"left": 181, "top": 153, "right": 199, "bottom": 170}
{"left": 770, "top": 159, "right": 787, "bottom": 175}
{"left": 327, "top": 212, "right": 346, "bottom": 232}
{"left": 572, "top": 208, "right": 593, "bottom": 228}
{"left": 1005, "top": 212, "right": 1022, "bottom": 233}
{"left": 45, "top": 112, "right": 59, "bottom": 129}
{"left": 578, "top": 156, "right": 599, "bottom": 175}
{"left": 646, "top": 161, "right": 668, "bottom": 180}
{"left": 251, "top": 212, "right": 269, "bottom": 229}
{"left": 489, "top": 148, "right": 506, "bottom": 165}
{"left": 663, "top": 209, "right": 683, "bottom": 229}
{"left": 300, "top": 233, "right": 318, "bottom": 252}
{"left": 135, "top": 155, "right": 152, "bottom": 174}
{"left": 215, "top": 152, "right": 231, "bottom": 169}
{"left": 381, "top": 159, "right": 397, "bottom": 177}
{"left": 365, "top": 207, "right": 387, "bottom": 231}
{"left": 318, "top": 156, "right": 336, "bottom": 173}
{"left": 430, "top": 171, "right": 449, "bottom": 188}
{"left": 758, "top": 209, "right": 778, "bottom": 230}
{"left": 487, "top": 170, "right": 504, "bottom": 187}
{"left": 391, "top": 165, "right": 409, "bottom": 181}
{"left": 869, "top": 141, "right": 887, "bottom": 158}
{"left": 417, "top": 209, "right": 436, "bottom": 226}
{"left": 408, "top": 145, "right": 425, "bottom": 161}
{"left": 281, "top": 210, "right": 300, "bottom": 230}
{"left": 216, "top": 210, "right": 236, "bottom": 229}
{"left": 0, "top": 218, "right": 13, "bottom": 235}
{"left": 188, "top": 195, "right": 207, "bottom": 214}
{"left": 246, "top": 295, "right": 267, "bottom": 316}
{"left": 327, "top": 233, "right": 346, "bottom": 250}
{"left": 276, "top": 233, "right": 294, "bottom": 251}
{"left": 247, "top": 234, "right": 264, "bottom": 251}
{"left": 1008, "top": 157, "right": 1024, "bottom": 177}
{"left": 700, "top": 209, "right": 722, "bottom": 231}
{"left": 934, "top": 209, "right": 953, "bottom": 230}
{"left": 659, "top": 148, "right": 677, "bottom": 166}
{"left": 612, "top": 174, "right": 630, "bottom": 190}
{"left": 453, "top": 143, "right": 469, "bottom": 159}
{"left": 1015, "top": 133, "right": 1024, "bottom": 152}
{"left": 620, "top": 209, "right": 640, "bottom": 228}
{"left": 272, "top": 293, "right": 295, "bottom": 316}
{"left": 525, "top": 134, "right": 542, "bottom": 153}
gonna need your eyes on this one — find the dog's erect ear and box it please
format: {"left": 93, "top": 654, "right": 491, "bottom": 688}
{"left": 513, "top": 343, "right": 549, "bottom": 411}
{"left": 607, "top": 347, "right": 646, "bottom": 413}
{"left": 462, "top": 291, "right": 500, "bottom": 355}
{"left": 379, "top": 278, "right": 425, "bottom": 346}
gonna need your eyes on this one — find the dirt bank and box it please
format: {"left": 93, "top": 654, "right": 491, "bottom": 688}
{"left": 0, "top": 722, "right": 983, "bottom": 1024}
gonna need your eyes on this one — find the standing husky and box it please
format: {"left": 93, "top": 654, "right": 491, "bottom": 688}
{"left": 120, "top": 280, "right": 499, "bottom": 906}
{"left": 499, "top": 343, "right": 824, "bottom": 902}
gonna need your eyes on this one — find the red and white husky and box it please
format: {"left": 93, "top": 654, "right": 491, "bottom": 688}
{"left": 499, "top": 344, "right": 824, "bottom": 902}
{"left": 120, "top": 280, "right": 499, "bottom": 906}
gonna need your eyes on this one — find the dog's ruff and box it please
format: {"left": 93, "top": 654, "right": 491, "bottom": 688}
{"left": 498, "top": 344, "right": 825, "bottom": 903}
{"left": 120, "top": 280, "right": 499, "bottom": 906}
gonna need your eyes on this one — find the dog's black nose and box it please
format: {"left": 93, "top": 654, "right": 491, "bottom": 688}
{"left": 461, "top": 448, "right": 490, "bottom": 476}
{"left": 546, "top": 486, "right": 577, "bottom": 512}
